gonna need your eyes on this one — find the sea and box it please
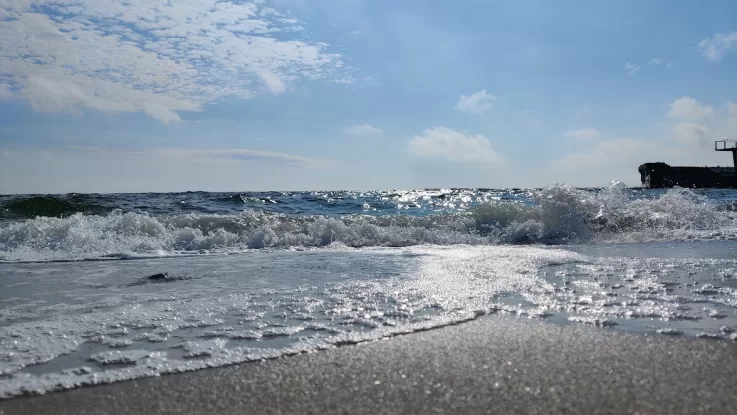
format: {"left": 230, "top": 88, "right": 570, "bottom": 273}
{"left": 2, "top": 182, "right": 737, "bottom": 399}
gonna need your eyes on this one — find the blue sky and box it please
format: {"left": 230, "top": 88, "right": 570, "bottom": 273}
{"left": 1, "top": 0, "right": 736, "bottom": 192}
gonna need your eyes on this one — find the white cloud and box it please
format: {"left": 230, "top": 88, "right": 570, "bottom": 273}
{"left": 345, "top": 123, "right": 383, "bottom": 136}
{"left": 624, "top": 62, "right": 640, "bottom": 76}
{"left": 565, "top": 128, "right": 602, "bottom": 140}
{"left": 553, "top": 138, "right": 659, "bottom": 185}
{"left": 0, "top": 1, "right": 346, "bottom": 123}
{"left": 258, "top": 71, "right": 286, "bottom": 94}
{"left": 143, "top": 104, "right": 182, "bottom": 125}
{"left": 672, "top": 122, "right": 711, "bottom": 146}
{"left": 668, "top": 97, "right": 714, "bottom": 120}
{"left": 698, "top": 31, "right": 737, "bottom": 61}
{"left": 665, "top": 99, "right": 737, "bottom": 149}
{"left": 666, "top": 61, "right": 679, "bottom": 69}
{"left": 19, "top": 75, "right": 197, "bottom": 123}
{"left": 455, "top": 89, "right": 495, "bottom": 114}
{"left": 0, "top": 83, "right": 12, "bottom": 100}
{"left": 408, "top": 127, "right": 502, "bottom": 163}
{"left": 648, "top": 58, "right": 662, "bottom": 65}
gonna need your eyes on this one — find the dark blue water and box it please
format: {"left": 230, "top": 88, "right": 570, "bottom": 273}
{"left": 0, "top": 189, "right": 543, "bottom": 219}
{"left": 0, "top": 187, "right": 712, "bottom": 219}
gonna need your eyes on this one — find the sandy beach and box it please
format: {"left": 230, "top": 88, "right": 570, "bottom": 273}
{"left": 2, "top": 316, "right": 736, "bottom": 415}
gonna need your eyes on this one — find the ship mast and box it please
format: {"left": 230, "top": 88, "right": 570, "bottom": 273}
{"left": 714, "top": 139, "right": 737, "bottom": 176}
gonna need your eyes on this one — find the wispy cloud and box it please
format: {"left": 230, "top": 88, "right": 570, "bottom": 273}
{"left": 666, "top": 98, "right": 737, "bottom": 149}
{"left": 167, "top": 148, "right": 328, "bottom": 166}
{"left": 258, "top": 71, "right": 287, "bottom": 94}
{"left": 455, "top": 89, "right": 495, "bottom": 114}
{"left": 672, "top": 122, "right": 712, "bottom": 146}
{"left": 698, "top": 30, "right": 737, "bottom": 61}
{"left": 0, "top": 83, "right": 12, "bottom": 100}
{"left": 565, "top": 128, "right": 602, "bottom": 140}
{"left": 624, "top": 62, "right": 640, "bottom": 76}
{"left": 645, "top": 58, "right": 678, "bottom": 70}
{"left": 409, "top": 127, "right": 502, "bottom": 163}
{"left": 0, "top": 1, "right": 347, "bottom": 123}
{"left": 70, "top": 146, "right": 329, "bottom": 166}
{"left": 648, "top": 58, "right": 679, "bottom": 70}
{"left": 345, "top": 123, "right": 383, "bottom": 136}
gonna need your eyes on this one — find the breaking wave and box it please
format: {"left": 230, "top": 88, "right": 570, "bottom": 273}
{"left": 1, "top": 183, "right": 735, "bottom": 262}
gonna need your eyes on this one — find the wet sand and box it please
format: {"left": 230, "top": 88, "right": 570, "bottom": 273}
{"left": 2, "top": 316, "right": 736, "bottom": 415}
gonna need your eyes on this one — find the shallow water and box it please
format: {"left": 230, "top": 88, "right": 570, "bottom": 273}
{"left": 1, "top": 185, "right": 737, "bottom": 398}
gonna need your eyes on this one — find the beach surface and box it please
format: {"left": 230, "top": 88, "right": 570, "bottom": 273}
{"left": 2, "top": 316, "right": 736, "bottom": 415}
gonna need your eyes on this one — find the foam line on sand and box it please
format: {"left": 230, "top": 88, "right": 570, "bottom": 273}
{"left": 2, "top": 316, "right": 736, "bottom": 414}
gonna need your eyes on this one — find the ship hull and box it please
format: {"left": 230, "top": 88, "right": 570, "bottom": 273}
{"left": 638, "top": 163, "right": 737, "bottom": 188}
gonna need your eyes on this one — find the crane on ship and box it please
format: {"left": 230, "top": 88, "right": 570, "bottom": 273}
{"left": 714, "top": 139, "right": 737, "bottom": 173}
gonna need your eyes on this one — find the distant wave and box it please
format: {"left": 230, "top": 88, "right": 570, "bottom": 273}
{"left": 1, "top": 183, "right": 734, "bottom": 262}
{"left": 0, "top": 195, "right": 112, "bottom": 219}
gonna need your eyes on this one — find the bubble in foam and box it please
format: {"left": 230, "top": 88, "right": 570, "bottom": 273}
{"left": 181, "top": 339, "right": 229, "bottom": 358}
{"left": 90, "top": 350, "right": 163, "bottom": 365}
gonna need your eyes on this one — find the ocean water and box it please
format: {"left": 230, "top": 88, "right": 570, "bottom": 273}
{"left": 2, "top": 183, "right": 737, "bottom": 398}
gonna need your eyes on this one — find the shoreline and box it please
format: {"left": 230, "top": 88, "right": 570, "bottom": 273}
{"left": 2, "top": 316, "right": 736, "bottom": 414}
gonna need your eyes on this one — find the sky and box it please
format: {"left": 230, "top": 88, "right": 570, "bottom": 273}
{"left": 1, "top": 0, "right": 736, "bottom": 193}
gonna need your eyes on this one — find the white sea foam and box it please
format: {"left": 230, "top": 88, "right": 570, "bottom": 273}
{"left": 0, "top": 245, "right": 584, "bottom": 398}
{"left": 1, "top": 243, "right": 737, "bottom": 398}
